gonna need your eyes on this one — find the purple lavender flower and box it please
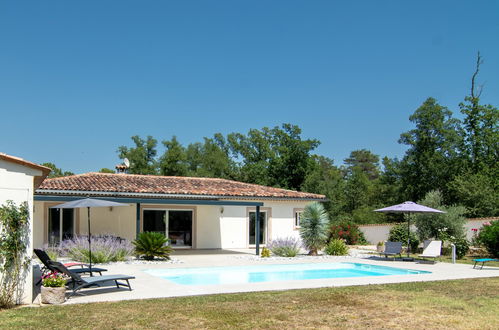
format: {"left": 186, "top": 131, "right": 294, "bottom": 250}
{"left": 58, "top": 235, "right": 134, "bottom": 263}
{"left": 267, "top": 236, "right": 301, "bottom": 257}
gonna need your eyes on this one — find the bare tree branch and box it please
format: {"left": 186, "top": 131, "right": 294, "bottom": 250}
{"left": 471, "top": 51, "right": 483, "bottom": 99}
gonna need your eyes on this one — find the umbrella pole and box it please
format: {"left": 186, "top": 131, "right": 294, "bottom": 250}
{"left": 407, "top": 213, "right": 411, "bottom": 258}
{"left": 88, "top": 207, "right": 93, "bottom": 276}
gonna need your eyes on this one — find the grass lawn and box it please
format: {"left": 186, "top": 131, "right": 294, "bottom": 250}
{"left": 1, "top": 277, "right": 498, "bottom": 329}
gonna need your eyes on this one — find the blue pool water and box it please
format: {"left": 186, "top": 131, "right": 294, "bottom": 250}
{"left": 144, "top": 263, "right": 430, "bottom": 286}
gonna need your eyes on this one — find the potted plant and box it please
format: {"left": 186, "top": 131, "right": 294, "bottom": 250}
{"left": 376, "top": 241, "right": 385, "bottom": 253}
{"left": 41, "top": 272, "right": 66, "bottom": 304}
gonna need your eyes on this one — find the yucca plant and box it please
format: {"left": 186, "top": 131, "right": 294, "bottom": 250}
{"left": 299, "top": 202, "right": 329, "bottom": 255}
{"left": 133, "top": 232, "right": 173, "bottom": 260}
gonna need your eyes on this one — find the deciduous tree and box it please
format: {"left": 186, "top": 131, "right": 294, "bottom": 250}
{"left": 398, "top": 97, "right": 463, "bottom": 201}
{"left": 159, "top": 136, "right": 188, "bottom": 176}
{"left": 118, "top": 135, "right": 158, "bottom": 175}
{"left": 41, "top": 163, "right": 74, "bottom": 178}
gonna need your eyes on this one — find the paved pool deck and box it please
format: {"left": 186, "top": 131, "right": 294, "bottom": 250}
{"left": 32, "top": 248, "right": 499, "bottom": 305}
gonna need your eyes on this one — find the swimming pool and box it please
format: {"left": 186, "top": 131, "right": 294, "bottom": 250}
{"left": 144, "top": 262, "right": 430, "bottom": 286}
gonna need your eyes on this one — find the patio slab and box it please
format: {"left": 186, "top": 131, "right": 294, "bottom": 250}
{"left": 32, "top": 249, "right": 499, "bottom": 305}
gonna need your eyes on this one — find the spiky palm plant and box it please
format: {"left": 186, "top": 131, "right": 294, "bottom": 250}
{"left": 299, "top": 202, "right": 329, "bottom": 255}
{"left": 133, "top": 232, "right": 173, "bottom": 260}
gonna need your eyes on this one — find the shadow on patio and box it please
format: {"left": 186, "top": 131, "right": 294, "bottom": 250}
{"left": 171, "top": 248, "right": 255, "bottom": 256}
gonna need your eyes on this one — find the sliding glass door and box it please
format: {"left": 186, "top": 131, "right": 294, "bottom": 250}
{"left": 48, "top": 208, "right": 75, "bottom": 245}
{"left": 143, "top": 209, "right": 193, "bottom": 247}
{"left": 249, "top": 211, "right": 267, "bottom": 245}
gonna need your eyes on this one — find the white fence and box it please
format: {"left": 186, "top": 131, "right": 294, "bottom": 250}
{"left": 358, "top": 217, "right": 498, "bottom": 244}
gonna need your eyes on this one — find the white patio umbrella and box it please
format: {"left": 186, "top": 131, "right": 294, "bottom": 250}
{"left": 374, "top": 201, "right": 445, "bottom": 258}
{"left": 51, "top": 198, "right": 129, "bottom": 274}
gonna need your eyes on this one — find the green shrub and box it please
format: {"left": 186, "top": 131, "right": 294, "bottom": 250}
{"left": 329, "top": 221, "right": 367, "bottom": 245}
{"left": 388, "top": 223, "right": 420, "bottom": 253}
{"left": 414, "top": 190, "right": 467, "bottom": 241}
{"left": 261, "top": 247, "right": 271, "bottom": 258}
{"left": 0, "top": 201, "right": 31, "bottom": 308}
{"left": 325, "top": 239, "right": 349, "bottom": 256}
{"left": 452, "top": 237, "right": 470, "bottom": 259}
{"left": 478, "top": 221, "right": 499, "bottom": 257}
{"left": 299, "top": 202, "right": 329, "bottom": 255}
{"left": 133, "top": 232, "right": 173, "bottom": 260}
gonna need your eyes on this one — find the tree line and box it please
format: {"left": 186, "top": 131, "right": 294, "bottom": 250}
{"left": 45, "top": 54, "right": 499, "bottom": 223}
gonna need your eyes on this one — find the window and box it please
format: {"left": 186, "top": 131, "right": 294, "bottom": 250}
{"left": 48, "top": 208, "right": 75, "bottom": 245}
{"left": 294, "top": 209, "right": 303, "bottom": 229}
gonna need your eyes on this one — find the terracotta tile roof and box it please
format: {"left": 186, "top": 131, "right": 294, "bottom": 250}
{"left": 36, "top": 172, "right": 326, "bottom": 200}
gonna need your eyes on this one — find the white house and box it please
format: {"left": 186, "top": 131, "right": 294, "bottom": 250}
{"left": 0, "top": 153, "right": 50, "bottom": 304}
{"left": 33, "top": 172, "right": 326, "bottom": 252}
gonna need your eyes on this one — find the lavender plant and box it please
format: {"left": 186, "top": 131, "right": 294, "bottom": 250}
{"left": 42, "top": 244, "right": 60, "bottom": 261}
{"left": 59, "top": 235, "right": 134, "bottom": 263}
{"left": 267, "top": 236, "right": 301, "bottom": 257}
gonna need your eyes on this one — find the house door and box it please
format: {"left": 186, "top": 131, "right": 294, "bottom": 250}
{"left": 249, "top": 211, "right": 267, "bottom": 245}
{"left": 143, "top": 209, "right": 193, "bottom": 247}
{"left": 48, "top": 208, "right": 75, "bottom": 245}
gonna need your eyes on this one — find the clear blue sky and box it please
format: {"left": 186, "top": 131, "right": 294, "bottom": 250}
{"left": 1, "top": 1, "right": 498, "bottom": 173}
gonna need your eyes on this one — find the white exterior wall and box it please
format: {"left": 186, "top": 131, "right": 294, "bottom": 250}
{"left": 265, "top": 200, "right": 307, "bottom": 242}
{"left": 76, "top": 205, "right": 137, "bottom": 241}
{"left": 34, "top": 198, "right": 314, "bottom": 250}
{"left": 0, "top": 160, "right": 41, "bottom": 304}
{"left": 219, "top": 200, "right": 309, "bottom": 248}
{"left": 219, "top": 205, "right": 247, "bottom": 248}
{"left": 33, "top": 201, "right": 45, "bottom": 249}
{"left": 358, "top": 224, "right": 396, "bottom": 245}
{"left": 196, "top": 205, "right": 222, "bottom": 248}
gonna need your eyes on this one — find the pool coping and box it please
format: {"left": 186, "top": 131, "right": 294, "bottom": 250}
{"left": 32, "top": 250, "right": 499, "bottom": 305}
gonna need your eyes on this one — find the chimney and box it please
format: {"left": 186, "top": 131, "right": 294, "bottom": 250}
{"left": 115, "top": 164, "right": 128, "bottom": 174}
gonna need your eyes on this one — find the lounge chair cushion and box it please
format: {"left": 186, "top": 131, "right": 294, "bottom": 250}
{"left": 382, "top": 242, "right": 403, "bottom": 258}
{"left": 82, "top": 274, "right": 135, "bottom": 285}
{"left": 419, "top": 240, "right": 442, "bottom": 258}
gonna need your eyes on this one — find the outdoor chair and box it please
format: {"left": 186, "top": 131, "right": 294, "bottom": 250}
{"left": 381, "top": 241, "right": 403, "bottom": 259}
{"left": 48, "top": 261, "right": 135, "bottom": 297}
{"left": 418, "top": 240, "right": 442, "bottom": 263}
{"left": 423, "top": 240, "right": 431, "bottom": 250}
{"left": 34, "top": 249, "right": 107, "bottom": 283}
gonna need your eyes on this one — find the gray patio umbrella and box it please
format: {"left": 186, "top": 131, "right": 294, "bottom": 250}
{"left": 51, "top": 198, "right": 129, "bottom": 274}
{"left": 374, "top": 201, "right": 445, "bottom": 258}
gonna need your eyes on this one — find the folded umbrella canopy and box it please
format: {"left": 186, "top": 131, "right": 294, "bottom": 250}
{"left": 374, "top": 201, "right": 445, "bottom": 258}
{"left": 50, "top": 198, "right": 129, "bottom": 274}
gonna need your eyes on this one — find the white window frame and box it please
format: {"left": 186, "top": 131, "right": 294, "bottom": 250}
{"left": 248, "top": 210, "right": 268, "bottom": 246}
{"left": 293, "top": 209, "right": 304, "bottom": 230}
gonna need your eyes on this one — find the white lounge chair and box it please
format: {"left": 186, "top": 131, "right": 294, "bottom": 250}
{"left": 419, "top": 240, "right": 442, "bottom": 263}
